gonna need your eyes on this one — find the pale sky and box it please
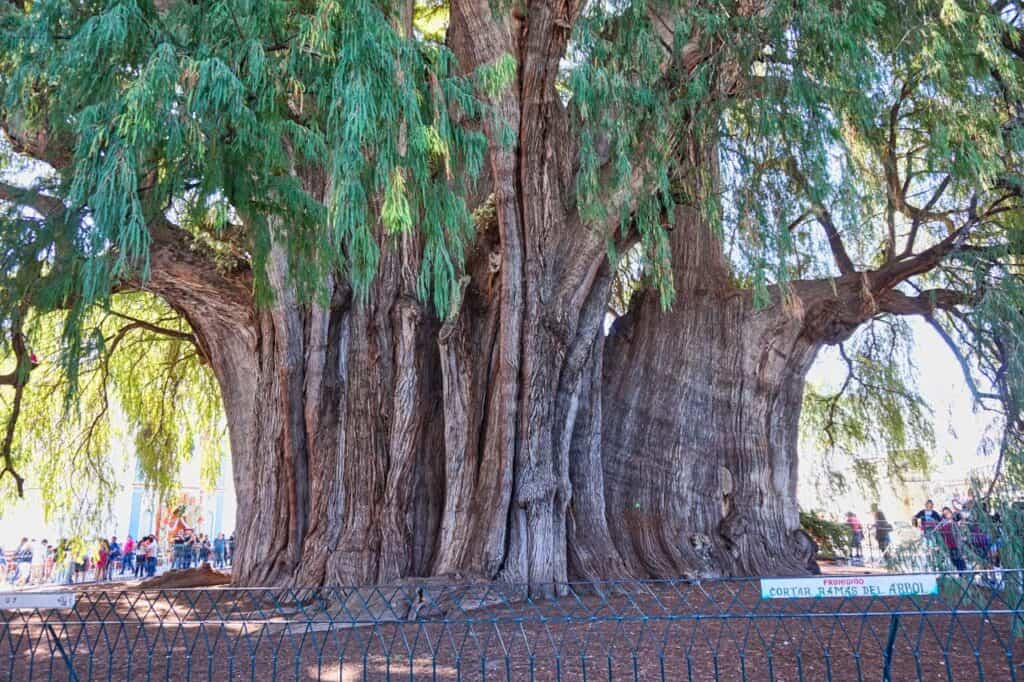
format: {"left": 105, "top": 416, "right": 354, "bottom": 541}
{"left": 806, "top": 315, "right": 998, "bottom": 481}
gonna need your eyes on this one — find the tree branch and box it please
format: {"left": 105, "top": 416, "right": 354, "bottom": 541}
{"left": 872, "top": 207, "right": 978, "bottom": 291}
{"left": 880, "top": 82, "right": 958, "bottom": 250}
{"left": 0, "top": 323, "right": 31, "bottom": 496}
{"left": 0, "top": 182, "right": 66, "bottom": 218}
{"left": 877, "top": 288, "right": 972, "bottom": 316}
{"left": 106, "top": 310, "right": 199, "bottom": 345}
{"left": 783, "top": 159, "right": 857, "bottom": 275}
{"left": 822, "top": 343, "right": 856, "bottom": 451}
{"left": 810, "top": 205, "right": 857, "bottom": 276}
{"left": 902, "top": 174, "right": 951, "bottom": 257}
{"left": 1, "top": 115, "right": 74, "bottom": 170}
{"left": 923, "top": 314, "right": 1000, "bottom": 403}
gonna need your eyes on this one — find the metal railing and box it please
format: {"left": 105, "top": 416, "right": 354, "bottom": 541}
{"left": 2, "top": 570, "right": 1023, "bottom": 681}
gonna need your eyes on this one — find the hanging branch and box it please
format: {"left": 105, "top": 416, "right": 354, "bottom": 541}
{"left": 821, "top": 342, "right": 856, "bottom": 451}
{"left": 0, "top": 318, "right": 34, "bottom": 496}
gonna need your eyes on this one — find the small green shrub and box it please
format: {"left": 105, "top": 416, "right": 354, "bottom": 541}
{"left": 800, "top": 510, "right": 850, "bottom": 560}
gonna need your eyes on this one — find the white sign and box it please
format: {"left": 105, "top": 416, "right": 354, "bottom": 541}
{"left": 0, "top": 592, "right": 77, "bottom": 610}
{"left": 760, "top": 574, "right": 939, "bottom": 599}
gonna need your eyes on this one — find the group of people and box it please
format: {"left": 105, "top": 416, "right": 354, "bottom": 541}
{"left": 94, "top": 535, "right": 161, "bottom": 580}
{"left": 843, "top": 508, "right": 893, "bottom": 563}
{"left": 842, "top": 493, "right": 1002, "bottom": 572}
{"left": 0, "top": 538, "right": 55, "bottom": 585}
{"left": 1, "top": 530, "right": 235, "bottom": 586}
{"left": 911, "top": 497, "right": 1000, "bottom": 572}
{"left": 170, "top": 531, "right": 232, "bottom": 570}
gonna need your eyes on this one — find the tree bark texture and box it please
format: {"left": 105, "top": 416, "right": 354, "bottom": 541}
{"left": 599, "top": 200, "right": 875, "bottom": 579}
{"left": 601, "top": 210, "right": 818, "bottom": 578}
{"left": 139, "top": 2, "right": 841, "bottom": 589}
{"left": 163, "top": 202, "right": 841, "bottom": 588}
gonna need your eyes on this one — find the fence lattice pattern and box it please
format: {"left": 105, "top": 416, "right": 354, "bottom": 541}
{"left": 2, "top": 571, "right": 1023, "bottom": 680}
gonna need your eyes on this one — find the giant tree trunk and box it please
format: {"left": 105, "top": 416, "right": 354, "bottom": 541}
{"left": 189, "top": 240, "right": 450, "bottom": 587}
{"left": 151, "top": 199, "right": 623, "bottom": 591}
{"left": 197, "top": 244, "right": 620, "bottom": 588}
{"left": 141, "top": 3, "right": 835, "bottom": 591}
{"left": 600, "top": 205, "right": 824, "bottom": 578}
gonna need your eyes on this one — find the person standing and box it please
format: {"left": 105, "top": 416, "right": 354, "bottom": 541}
{"left": 172, "top": 533, "right": 186, "bottom": 569}
{"left": 106, "top": 537, "right": 121, "bottom": 581}
{"left": 967, "top": 516, "right": 992, "bottom": 566}
{"left": 873, "top": 509, "right": 893, "bottom": 556}
{"left": 228, "top": 533, "right": 235, "bottom": 566}
{"left": 14, "top": 538, "right": 32, "bottom": 585}
{"left": 144, "top": 536, "right": 158, "bottom": 577}
{"left": 42, "top": 540, "right": 55, "bottom": 583}
{"left": 27, "top": 538, "right": 42, "bottom": 584}
{"left": 913, "top": 499, "right": 942, "bottom": 534}
{"left": 846, "top": 512, "right": 864, "bottom": 562}
{"left": 213, "top": 533, "right": 226, "bottom": 569}
{"left": 937, "top": 507, "right": 967, "bottom": 571}
{"left": 95, "top": 539, "right": 110, "bottom": 582}
{"left": 73, "top": 545, "right": 88, "bottom": 584}
{"left": 120, "top": 536, "right": 135, "bottom": 576}
{"left": 134, "top": 538, "right": 147, "bottom": 578}
{"left": 30, "top": 539, "right": 46, "bottom": 584}
{"left": 198, "top": 535, "right": 211, "bottom": 565}
{"left": 55, "top": 539, "right": 73, "bottom": 585}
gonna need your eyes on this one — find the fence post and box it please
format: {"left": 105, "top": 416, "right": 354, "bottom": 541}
{"left": 44, "top": 623, "right": 79, "bottom": 682}
{"left": 881, "top": 613, "right": 900, "bottom": 682}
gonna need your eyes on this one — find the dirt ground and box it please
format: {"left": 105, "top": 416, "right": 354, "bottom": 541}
{"left": 2, "top": 576, "right": 1022, "bottom": 680}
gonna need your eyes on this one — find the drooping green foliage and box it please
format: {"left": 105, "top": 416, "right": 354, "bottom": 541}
{"left": 715, "top": 0, "right": 1024, "bottom": 495}
{"left": 801, "top": 319, "right": 935, "bottom": 499}
{"left": 0, "top": 0, "right": 490, "bottom": 522}
{"left": 721, "top": 1, "right": 1021, "bottom": 280}
{"left": 0, "top": 292, "right": 224, "bottom": 532}
{"left": 1, "top": 0, "right": 488, "bottom": 315}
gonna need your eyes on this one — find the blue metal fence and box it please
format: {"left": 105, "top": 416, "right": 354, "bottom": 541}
{"left": 2, "top": 570, "right": 1023, "bottom": 680}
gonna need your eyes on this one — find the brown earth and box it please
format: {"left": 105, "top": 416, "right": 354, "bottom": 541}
{"left": 2, "top": 577, "right": 1021, "bottom": 680}
{"left": 138, "top": 564, "right": 232, "bottom": 589}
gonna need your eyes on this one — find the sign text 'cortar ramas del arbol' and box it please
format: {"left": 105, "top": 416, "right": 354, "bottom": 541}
{"left": 759, "top": 574, "right": 939, "bottom": 599}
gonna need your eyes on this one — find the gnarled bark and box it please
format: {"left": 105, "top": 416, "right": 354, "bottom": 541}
{"left": 599, "top": 201, "right": 868, "bottom": 578}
